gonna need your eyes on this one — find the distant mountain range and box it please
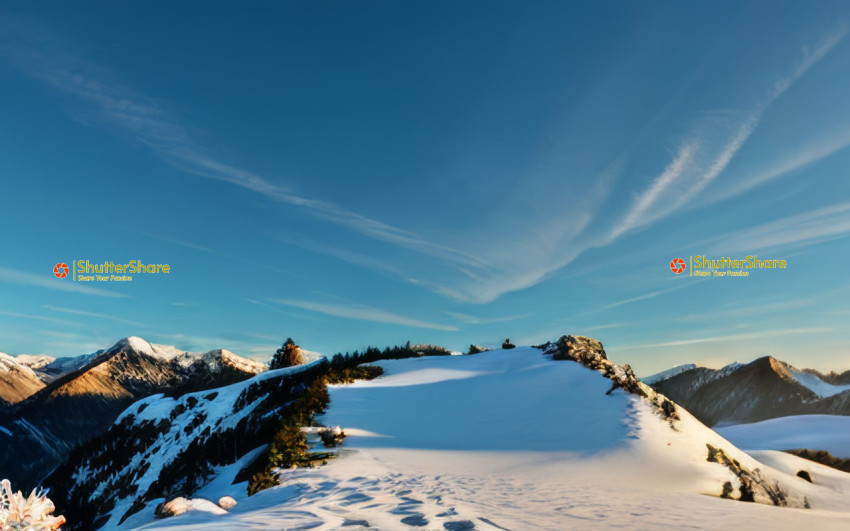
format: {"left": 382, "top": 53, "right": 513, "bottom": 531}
{"left": 645, "top": 356, "right": 850, "bottom": 426}
{"left": 0, "top": 337, "right": 266, "bottom": 486}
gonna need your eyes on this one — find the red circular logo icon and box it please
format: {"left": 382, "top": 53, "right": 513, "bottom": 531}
{"left": 53, "top": 263, "right": 69, "bottom": 279}
{"left": 670, "top": 258, "right": 686, "bottom": 274}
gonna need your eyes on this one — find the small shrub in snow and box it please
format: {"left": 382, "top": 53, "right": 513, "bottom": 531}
{"left": 247, "top": 472, "right": 276, "bottom": 496}
{"left": 0, "top": 479, "right": 65, "bottom": 530}
{"left": 319, "top": 426, "right": 346, "bottom": 448}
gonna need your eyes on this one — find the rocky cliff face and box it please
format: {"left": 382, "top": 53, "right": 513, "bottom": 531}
{"left": 0, "top": 337, "right": 266, "bottom": 487}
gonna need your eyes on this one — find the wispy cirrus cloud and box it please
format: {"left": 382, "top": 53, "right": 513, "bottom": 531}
{"left": 709, "top": 126, "right": 850, "bottom": 202}
{"left": 581, "top": 280, "right": 699, "bottom": 316}
{"left": 442, "top": 29, "right": 846, "bottom": 303}
{"left": 271, "top": 299, "right": 458, "bottom": 331}
{"left": 0, "top": 266, "right": 130, "bottom": 298}
{"left": 675, "top": 297, "right": 815, "bottom": 323}
{"left": 610, "top": 30, "right": 845, "bottom": 240}
{"left": 3, "top": 17, "right": 845, "bottom": 308}
{"left": 617, "top": 327, "right": 830, "bottom": 350}
{"left": 609, "top": 141, "right": 698, "bottom": 240}
{"left": 581, "top": 323, "right": 626, "bottom": 332}
{"left": 0, "top": 19, "right": 487, "bottom": 274}
{"left": 141, "top": 232, "right": 300, "bottom": 278}
{"left": 43, "top": 304, "right": 145, "bottom": 327}
{"left": 444, "top": 312, "right": 530, "bottom": 325}
{"left": 710, "top": 201, "right": 850, "bottom": 253}
{"left": 0, "top": 310, "right": 82, "bottom": 326}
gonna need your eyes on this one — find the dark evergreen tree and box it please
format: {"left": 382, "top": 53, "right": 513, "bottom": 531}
{"left": 270, "top": 337, "right": 297, "bottom": 369}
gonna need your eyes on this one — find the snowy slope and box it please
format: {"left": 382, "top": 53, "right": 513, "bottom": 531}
{"left": 46, "top": 358, "right": 326, "bottom": 530}
{"left": 718, "top": 415, "right": 850, "bottom": 458}
{"left": 787, "top": 368, "right": 850, "bottom": 398}
{"left": 125, "top": 345, "right": 850, "bottom": 530}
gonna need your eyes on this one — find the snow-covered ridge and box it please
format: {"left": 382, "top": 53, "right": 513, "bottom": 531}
{"left": 641, "top": 363, "right": 697, "bottom": 385}
{"left": 107, "top": 336, "right": 267, "bottom": 374}
{"left": 0, "top": 353, "right": 38, "bottom": 378}
{"left": 8, "top": 354, "right": 55, "bottom": 371}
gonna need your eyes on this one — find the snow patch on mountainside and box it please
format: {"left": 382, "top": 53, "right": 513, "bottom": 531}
{"left": 0, "top": 353, "right": 38, "bottom": 377}
{"left": 788, "top": 369, "right": 850, "bottom": 398}
{"left": 718, "top": 415, "right": 850, "bottom": 458}
{"left": 10, "top": 354, "right": 55, "bottom": 371}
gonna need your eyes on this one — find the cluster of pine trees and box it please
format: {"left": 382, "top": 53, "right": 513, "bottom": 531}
{"left": 248, "top": 339, "right": 454, "bottom": 494}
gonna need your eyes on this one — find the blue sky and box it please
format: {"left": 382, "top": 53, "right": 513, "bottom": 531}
{"left": 1, "top": 2, "right": 849, "bottom": 375}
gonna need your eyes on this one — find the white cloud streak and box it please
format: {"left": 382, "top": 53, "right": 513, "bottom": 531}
{"left": 271, "top": 299, "right": 458, "bottom": 331}
{"left": 0, "top": 310, "right": 81, "bottom": 326}
{"left": 715, "top": 201, "right": 850, "bottom": 252}
{"left": 43, "top": 304, "right": 145, "bottom": 327}
{"left": 618, "top": 327, "right": 830, "bottom": 349}
{"left": 0, "top": 21, "right": 488, "bottom": 274}
{"left": 2, "top": 19, "right": 844, "bottom": 307}
{"left": 610, "top": 30, "right": 845, "bottom": 239}
{"left": 711, "top": 127, "right": 850, "bottom": 202}
{"left": 610, "top": 142, "right": 697, "bottom": 239}
{"left": 444, "top": 312, "right": 530, "bottom": 325}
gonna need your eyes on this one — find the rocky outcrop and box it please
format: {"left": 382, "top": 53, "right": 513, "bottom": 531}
{"left": 706, "top": 444, "right": 804, "bottom": 507}
{"left": 543, "top": 335, "right": 679, "bottom": 422}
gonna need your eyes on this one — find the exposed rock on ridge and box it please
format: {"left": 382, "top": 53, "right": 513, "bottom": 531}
{"left": 541, "top": 335, "right": 680, "bottom": 422}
